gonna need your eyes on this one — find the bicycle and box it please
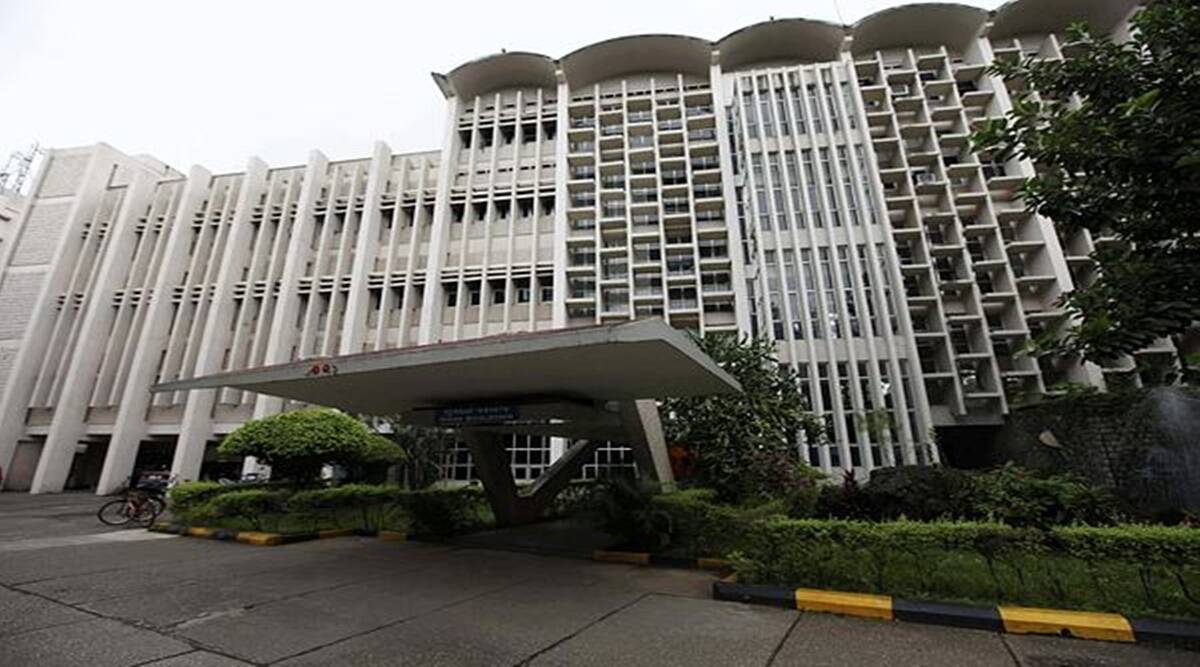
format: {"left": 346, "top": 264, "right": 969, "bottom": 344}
{"left": 97, "top": 488, "right": 162, "bottom": 527}
{"left": 96, "top": 473, "right": 177, "bottom": 527}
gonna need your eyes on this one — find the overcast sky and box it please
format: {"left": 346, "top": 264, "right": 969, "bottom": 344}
{"left": 1, "top": 0, "right": 1004, "bottom": 174}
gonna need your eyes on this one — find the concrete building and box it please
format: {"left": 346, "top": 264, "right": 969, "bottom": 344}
{"left": 0, "top": 0, "right": 1158, "bottom": 494}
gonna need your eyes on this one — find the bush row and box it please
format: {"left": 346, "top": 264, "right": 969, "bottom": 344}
{"left": 814, "top": 464, "right": 1128, "bottom": 526}
{"left": 730, "top": 517, "right": 1200, "bottom": 618}
{"left": 169, "top": 482, "right": 493, "bottom": 538}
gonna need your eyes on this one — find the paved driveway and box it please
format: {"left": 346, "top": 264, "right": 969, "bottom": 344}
{"left": 0, "top": 493, "right": 1196, "bottom": 666}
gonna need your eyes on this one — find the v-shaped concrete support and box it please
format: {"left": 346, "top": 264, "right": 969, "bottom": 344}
{"left": 463, "top": 399, "right": 674, "bottom": 526}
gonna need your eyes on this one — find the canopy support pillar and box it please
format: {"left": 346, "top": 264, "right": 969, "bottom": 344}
{"left": 621, "top": 399, "right": 675, "bottom": 489}
{"left": 462, "top": 399, "right": 674, "bottom": 526}
{"left": 464, "top": 431, "right": 600, "bottom": 526}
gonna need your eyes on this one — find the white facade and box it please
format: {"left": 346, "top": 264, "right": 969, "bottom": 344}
{"left": 0, "top": 0, "right": 1157, "bottom": 494}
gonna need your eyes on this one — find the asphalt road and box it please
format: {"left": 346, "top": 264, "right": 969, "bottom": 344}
{"left": 0, "top": 493, "right": 1196, "bottom": 666}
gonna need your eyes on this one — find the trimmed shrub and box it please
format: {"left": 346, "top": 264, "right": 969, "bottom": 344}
{"left": 168, "top": 481, "right": 228, "bottom": 521}
{"left": 218, "top": 408, "right": 402, "bottom": 484}
{"left": 398, "top": 487, "right": 493, "bottom": 539}
{"left": 855, "top": 466, "right": 975, "bottom": 521}
{"left": 288, "top": 484, "right": 407, "bottom": 532}
{"left": 730, "top": 517, "right": 1200, "bottom": 618}
{"left": 969, "top": 463, "right": 1125, "bottom": 527}
{"left": 593, "top": 479, "right": 675, "bottom": 552}
{"left": 205, "top": 489, "right": 290, "bottom": 531}
{"left": 649, "top": 489, "right": 773, "bottom": 557}
{"left": 811, "top": 464, "right": 1126, "bottom": 526}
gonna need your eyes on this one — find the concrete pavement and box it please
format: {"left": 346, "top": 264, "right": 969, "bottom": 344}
{"left": 1, "top": 493, "right": 1197, "bottom": 666}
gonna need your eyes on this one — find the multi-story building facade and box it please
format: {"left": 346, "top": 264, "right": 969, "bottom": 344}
{"left": 0, "top": 0, "right": 1156, "bottom": 494}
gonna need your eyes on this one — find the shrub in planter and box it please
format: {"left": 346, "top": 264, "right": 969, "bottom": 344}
{"left": 593, "top": 478, "right": 674, "bottom": 552}
{"left": 651, "top": 488, "right": 785, "bottom": 557}
{"left": 859, "top": 465, "right": 975, "bottom": 521}
{"left": 288, "top": 484, "right": 406, "bottom": 531}
{"left": 205, "top": 489, "right": 290, "bottom": 531}
{"left": 168, "top": 481, "right": 227, "bottom": 521}
{"left": 731, "top": 517, "right": 1200, "bottom": 617}
{"left": 399, "top": 487, "right": 493, "bottom": 539}
{"left": 970, "top": 463, "right": 1125, "bottom": 527}
{"left": 218, "top": 408, "right": 402, "bottom": 485}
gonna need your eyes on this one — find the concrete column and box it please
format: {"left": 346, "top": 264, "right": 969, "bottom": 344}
{"left": 171, "top": 158, "right": 269, "bottom": 481}
{"left": 550, "top": 75, "right": 570, "bottom": 328}
{"left": 254, "top": 151, "right": 328, "bottom": 418}
{"left": 462, "top": 431, "right": 522, "bottom": 525}
{"left": 98, "top": 165, "right": 212, "bottom": 494}
{"left": 709, "top": 59, "right": 754, "bottom": 335}
{"left": 417, "top": 97, "right": 460, "bottom": 343}
{"left": 620, "top": 399, "right": 675, "bottom": 488}
{"left": 31, "top": 169, "right": 158, "bottom": 493}
{"left": 464, "top": 430, "right": 601, "bottom": 527}
{"left": 339, "top": 142, "right": 391, "bottom": 354}
{"left": 0, "top": 146, "right": 118, "bottom": 485}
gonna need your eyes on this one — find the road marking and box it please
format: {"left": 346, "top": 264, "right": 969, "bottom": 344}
{"left": 0, "top": 530, "right": 177, "bottom": 552}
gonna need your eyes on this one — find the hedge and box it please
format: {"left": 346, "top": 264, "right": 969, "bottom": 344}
{"left": 731, "top": 517, "right": 1200, "bottom": 619}
{"left": 168, "top": 482, "right": 492, "bottom": 538}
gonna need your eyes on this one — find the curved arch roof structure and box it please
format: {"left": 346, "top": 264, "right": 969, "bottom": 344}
{"left": 716, "top": 19, "right": 847, "bottom": 72}
{"left": 435, "top": 2, "right": 1145, "bottom": 97}
{"left": 852, "top": 3, "right": 989, "bottom": 54}
{"left": 559, "top": 34, "right": 713, "bottom": 89}
{"left": 989, "top": 0, "right": 1139, "bottom": 40}
{"left": 441, "top": 52, "right": 558, "bottom": 100}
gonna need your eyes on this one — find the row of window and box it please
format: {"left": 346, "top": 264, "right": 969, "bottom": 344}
{"left": 440, "top": 437, "right": 635, "bottom": 482}
{"left": 760, "top": 242, "right": 899, "bottom": 342}
{"left": 459, "top": 121, "right": 558, "bottom": 150}
{"left": 444, "top": 278, "right": 554, "bottom": 308}
{"left": 744, "top": 145, "right": 876, "bottom": 232}
{"left": 739, "top": 69, "right": 858, "bottom": 139}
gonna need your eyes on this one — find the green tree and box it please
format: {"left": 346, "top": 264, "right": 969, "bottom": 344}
{"left": 972, "top": 0, "right": 1200, "bottom": 362}
{"left": 662, "top": 334, "right": 824, "bottom": 503}
{"left": 367, "top": 417, "right": 458, "bottom": 489}
{"left": 219, "top": 408, "right": 403, "bottom": 484}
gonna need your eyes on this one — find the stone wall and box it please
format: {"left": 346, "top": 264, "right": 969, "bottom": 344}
{"left": 988, "top": 387, "right": 1200, "bottom": 515}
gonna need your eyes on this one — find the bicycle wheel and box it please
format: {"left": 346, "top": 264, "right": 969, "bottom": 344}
{"left": 147, "top": 496, "right": 167, "bottom": 517}
{"left": 135, "top": 497, "right": 164, "bottom": 527}
{"left": 97, "top": 499, "right": 133, "bottom": 526}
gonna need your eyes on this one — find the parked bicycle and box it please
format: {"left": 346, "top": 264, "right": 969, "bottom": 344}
{"left": 96, "top": 471, "right": 176, "bottom": 527}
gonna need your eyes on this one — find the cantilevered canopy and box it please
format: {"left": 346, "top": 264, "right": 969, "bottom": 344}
{"left": 851, "top": 3, "right": 989, "bottom": 55}
{"left": 717, "top": 19, "right": 847, "bottom": 71}
{"left": 989, "top": 0, "right": 1139, "bottom": 40}
{"left": 560, "top": 34, "right": 713, "bottom": 89}
{"left": 158, "top": 319, "right": 737, "bottom": 526}
{"left": 152, "top": 319, "right": 740, "bottom": 417}
{"left": 436, "top": 51, "right": 559, "bottom": 100}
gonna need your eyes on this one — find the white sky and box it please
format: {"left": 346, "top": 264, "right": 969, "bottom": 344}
{"left": 1, "top": 0, "right": 1003, "bottom": 174}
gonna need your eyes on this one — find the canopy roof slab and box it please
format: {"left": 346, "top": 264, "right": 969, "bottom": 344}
{"left": 154, "top": 318, "right": 738, "bottom": 416}
{"left": 154, "top": 319, "right": 741, "bottom": 525}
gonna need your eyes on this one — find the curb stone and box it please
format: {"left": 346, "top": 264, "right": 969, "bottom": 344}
{"left": 149, "top": 523, "right": 401, "bottom": 546}
{"left": 712, "top": 580, "right": 1200, "bottom": 648}
{"left": 591, "top": 549, "right": 731, "bottom": 571}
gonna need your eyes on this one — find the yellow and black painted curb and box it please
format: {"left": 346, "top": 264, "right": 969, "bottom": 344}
{"left": 591, "top": 549, "right": 731, "bottom": 571}
{"left": 712, "top": 581, "right": 1200, "bottom": 647}
{"left": 150, "top": 523, "right": 404, "bottom": 547}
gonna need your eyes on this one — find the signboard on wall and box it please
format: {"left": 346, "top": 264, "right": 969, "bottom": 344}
{"left": 434, "top": 405, "right": 521, "bottom": 426}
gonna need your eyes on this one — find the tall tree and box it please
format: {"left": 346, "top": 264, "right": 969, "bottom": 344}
{"left": 368, "top": 418, "right": 458, "bottom": 489}
{"left": 662, "top": 334, "right": 824, "bottom": 502}
{"left": 972, "top": 0, "right": 1200, "bottom": 362}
